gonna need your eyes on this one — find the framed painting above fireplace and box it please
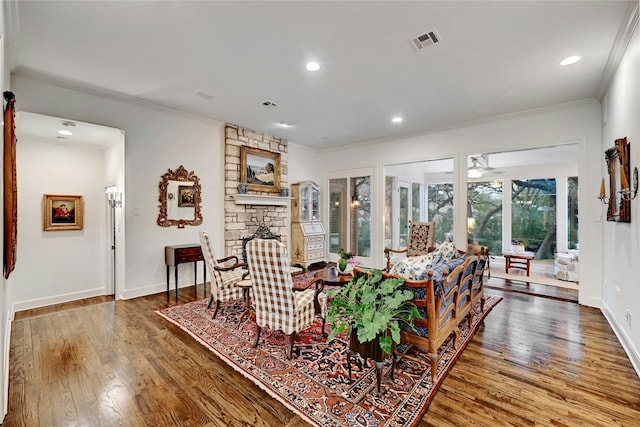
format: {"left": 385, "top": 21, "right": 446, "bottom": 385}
{"left": 240, "top": 146, "right": 281, "bottom": 193}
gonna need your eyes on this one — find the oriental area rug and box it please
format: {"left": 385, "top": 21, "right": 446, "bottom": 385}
{"left": 157, "top": 290, "right": 502, "bottom": 427}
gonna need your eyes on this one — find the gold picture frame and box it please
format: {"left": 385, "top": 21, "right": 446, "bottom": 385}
{"left": 178, "top": 185, "right": 196, "bottom": 207}
{"left": 43, "top": 194, "right": 84, "bottom": 231}
{"left": 240, "top": 146, "right": 281, "bottom": 193}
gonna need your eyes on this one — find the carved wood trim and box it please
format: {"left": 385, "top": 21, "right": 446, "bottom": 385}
{"left": 3, "top": 91, "right": 17, "bottom": 279}
{"left": 157, "top": 165, "right": 203, "bottom": 228}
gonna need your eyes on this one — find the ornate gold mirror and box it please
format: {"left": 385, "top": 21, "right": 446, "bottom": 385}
{"left": 157, "top": 165, "right": 203, "bottom": 228}
{"left": 604, "top": 137, "right": 630, "bottom": 223}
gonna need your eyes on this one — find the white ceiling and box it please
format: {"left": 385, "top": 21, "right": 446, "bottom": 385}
{"left": 7, "top": 1, "right": 634, "bottom": 149}
{"left": 16, "top": 112, "right": 122, "bottom": 148}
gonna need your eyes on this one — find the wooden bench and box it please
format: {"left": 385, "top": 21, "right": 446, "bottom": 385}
{"left": 502, "top": 251, "right": 535, "bottom": 276}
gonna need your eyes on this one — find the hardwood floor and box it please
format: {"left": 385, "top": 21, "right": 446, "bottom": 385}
{"left": 4, "top": 283, "right": 639, "bottom": 426}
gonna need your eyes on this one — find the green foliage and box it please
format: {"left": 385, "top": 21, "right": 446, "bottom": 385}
{"left": 326, "top": 269, "right": 421, "bottom": 354}
{"left": 338, "top": 248, "right": 352, "bottom": 271}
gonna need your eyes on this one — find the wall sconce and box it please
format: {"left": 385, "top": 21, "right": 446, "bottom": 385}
{"left": 105, "top": 185, "right": 122, "bottom": 207}
{"left": 598, "top": 177, "right": 609, "bottom": 204}
{"left": 619, "top": 166, "right": 638, "bottom": 201}
{"left": 351, "top": 196, "right": 360, "bottom": 207}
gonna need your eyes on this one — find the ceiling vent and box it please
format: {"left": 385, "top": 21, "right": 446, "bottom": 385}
{"left": 409, "top": 28, "right": 442, "bottom": 51}
{"left": 194, "top": 91, "right": 214, "bottom": 100}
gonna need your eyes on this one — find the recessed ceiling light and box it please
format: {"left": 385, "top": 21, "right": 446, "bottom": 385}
{"left": 306, "top": 61, "right": 320, "bottom": 72}
{"left": 560, "top": 56, "right": 581, "bottom": 66}
{"left": 391, "top": 116, "right": 403, "bottom": 123}
{"left": 277, "top": 122, "right": 292, "bottom": 128}
{"left": 58, "top": 130, "right": 73, "bottom": 136}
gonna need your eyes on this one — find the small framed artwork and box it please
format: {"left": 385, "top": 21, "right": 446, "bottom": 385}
{"left": 43, "top": 194, "right": 84, "bottom": 231}
{"left": 240, "top": 146, "right": 281, "bottom": 193}
{"left": 178, "top": 185, "right": 195, "bottom": 207}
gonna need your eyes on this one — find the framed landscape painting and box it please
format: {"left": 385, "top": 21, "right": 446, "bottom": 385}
{"left": 240, "top": 146, "right": 281, "bottom": 193}
{"left": 43, "top": 194, "right": 84, "bottom": 231}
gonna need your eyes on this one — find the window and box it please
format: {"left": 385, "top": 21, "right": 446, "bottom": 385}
{"left": 568, "top": 176, "right": 579, "bottom": 249}
{"left": 427, "top": 183, "right": 454, "bottom": 245}
{"left": 329, "top": 172, "right": 372, "bottom": 259}
{"left": 511, "top": 178, "right": 557, "bottom": 260}
{"left": 468, "top": 181, "right": 503, "bottom": 252}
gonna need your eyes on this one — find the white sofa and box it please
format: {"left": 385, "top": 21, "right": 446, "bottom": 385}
{"left": 554, "top": 250, "right": 579, "bottom": 282}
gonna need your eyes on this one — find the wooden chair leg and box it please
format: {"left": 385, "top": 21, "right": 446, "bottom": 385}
{"left": 286, "top": 333, "right": 296, "bottom": 359}
{"left": 253, "top": 325, "right": 261, "bottom": 348}
{"left": 211, "top": 300, "right": 221, "bottom": 319}
{"left": 207, "top": 294, "right": 214, "bottom": 309}
{"left": 429, "top": 350, "right": 439, "bottom": 382}
{"left": 453, "top": 327, "right": 461, "bottom": 349}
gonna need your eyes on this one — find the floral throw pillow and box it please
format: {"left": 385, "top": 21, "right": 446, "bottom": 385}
{"left": 434, "top": 241, "right": 459, "bottom": 260}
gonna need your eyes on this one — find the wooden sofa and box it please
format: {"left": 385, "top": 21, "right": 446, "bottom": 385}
{"left": 383, "top": 246, "right": 489, "bottom": 381}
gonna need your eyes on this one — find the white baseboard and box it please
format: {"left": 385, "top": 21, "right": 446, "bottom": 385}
{"left": 11, "top": 287, "right": 106, "bottom": 313}
{"left": 121, "top": 281, "right": 202, "bottom": 300}
{"left": 2, "top": 304, "right": 13, "bottom": 421}
{"left": 601, "top": 300, "right": 640, "bottom": 378}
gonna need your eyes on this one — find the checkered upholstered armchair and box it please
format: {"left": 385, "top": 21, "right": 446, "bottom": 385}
{"left": 245, "top": 238, "right": 325, "bottom": 359}
{"left": 199, "top": 231, "right": 247, "bottom": 319}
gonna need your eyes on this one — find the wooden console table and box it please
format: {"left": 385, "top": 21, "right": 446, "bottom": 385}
{"left": 502, "top": 251, "right": 535, "bottom": 276}
{"left": 165, "top": 244, "right": 206, "bottom": 298}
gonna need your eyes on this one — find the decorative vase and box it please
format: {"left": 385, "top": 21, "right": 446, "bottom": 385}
{"left": 237, "top": 183, "right": 248, "bottom": 194}
{"left": 336, "top": 262, "right": 353, "bottom": 275}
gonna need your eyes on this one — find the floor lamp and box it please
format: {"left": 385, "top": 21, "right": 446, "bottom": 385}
{"left": 105, "top": 186, "right": 122, "bottom": 295}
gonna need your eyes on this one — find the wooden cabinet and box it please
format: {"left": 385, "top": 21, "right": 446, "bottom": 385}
{"left": 292, "top": 181, "right": 320, "bottom": 223}
{"left": 291, "top": 181, "right": 327, "bottom": 268}
{"left": 164, "top": 244, "right": 206, "bottom": 298}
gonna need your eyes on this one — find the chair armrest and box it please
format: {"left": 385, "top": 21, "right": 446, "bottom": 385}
{"left": 383, "top": 247, "right": 408, "bottom": 271}
{"left": 214, "top": 261, "right": 247, "bottom": 272}
{"left": 293, "top": 277, "right": 325, "bottom": 315}
{"left": 293, "top": 276, "right": 324, "bottom": 293}
{"left": 216, "top": 255, "right": 239, "bottom": 265}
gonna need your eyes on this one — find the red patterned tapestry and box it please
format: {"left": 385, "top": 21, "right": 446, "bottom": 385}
{"left": 157, "top": 294, "right": 501, "bottom": 426}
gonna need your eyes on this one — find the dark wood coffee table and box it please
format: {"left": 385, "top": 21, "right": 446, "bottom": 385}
{"left": 314, "top": 265, "right": 353, "bottom": 285}
{"left": 502, "top": 251, "right": 535, "bottom": 276}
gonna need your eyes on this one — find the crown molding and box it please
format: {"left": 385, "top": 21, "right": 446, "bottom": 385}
{"left": 10, "top": 66, "right": 224, "bottom": 126}
{"left": 596, "top": 1, "right": 639, "bottom": 101}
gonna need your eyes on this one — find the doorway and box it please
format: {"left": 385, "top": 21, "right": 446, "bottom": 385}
{"left": 13, "top": 112, "right": 125, "bottom": 307}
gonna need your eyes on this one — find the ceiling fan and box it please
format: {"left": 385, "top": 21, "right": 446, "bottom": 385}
{"left": 467, "top": 154, "right": 502, "bottom": 178}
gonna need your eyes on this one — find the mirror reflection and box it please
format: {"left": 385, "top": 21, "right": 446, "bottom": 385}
{"left": 157, "top": 165, "right": 203, "bottom": 228}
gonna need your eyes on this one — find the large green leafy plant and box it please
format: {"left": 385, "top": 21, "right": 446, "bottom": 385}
{"left": 327, "top": 269, "right": 420, "bottom": 354}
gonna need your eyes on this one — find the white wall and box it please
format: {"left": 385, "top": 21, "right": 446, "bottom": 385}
{"left": 601, "top": 17, "right": 640, "bottom": 376}
{"left": 314, "top": 102, "right": 603, "bottom": 308}
{"left": 12, "top": 75, "right": 227, "bottom": 300}
{"left": 10, "top": 136, "right": 108, "bottom": 309}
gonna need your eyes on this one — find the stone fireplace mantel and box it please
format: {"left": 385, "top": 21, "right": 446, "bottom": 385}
{"left": 232, "top": 194, "right": 291, "bottom": 206}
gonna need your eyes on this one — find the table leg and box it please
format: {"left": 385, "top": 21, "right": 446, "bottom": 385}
{"left": 526, "top": 259, "right": 530, "bottom": 276}
{"left": 505, "top": 256, "right": 509, "bottom": 273}
{"left": 174, "top": 265, "right": 178, "bottom": 299}
{"left": 203, "top": 261, "right": 206, "bottom": 294}
{"left": 166, "top": 265, "right": 170, "bottom": 295}
{"left": 193, "top": 261, "right": 198, "bottom": 291}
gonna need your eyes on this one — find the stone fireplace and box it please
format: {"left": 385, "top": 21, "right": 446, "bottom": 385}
{"left": 224, "top": 124, "right": 289, "bottom": 258}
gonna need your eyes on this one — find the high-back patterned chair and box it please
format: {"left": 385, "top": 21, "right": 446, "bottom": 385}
{"left": 245, "top": 238, "right": 324, "bottom": 359}
{"left": 199, "top": 230, "right": 246, "bottom": 318}
{"left": 471, "top": 246, "right": 489, "bottom": 313}
{"left": 384, "top": 221, "right": 436, "bottom": 271}
{"left": 456, "top": 255, "right": 478, "bottom": 329}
